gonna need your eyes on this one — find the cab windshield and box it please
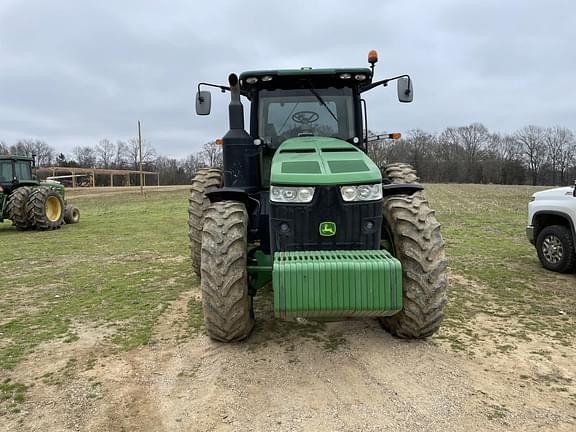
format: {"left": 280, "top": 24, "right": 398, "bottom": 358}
{"left": 258, "top": 87, "right": 355, "bottom": 147}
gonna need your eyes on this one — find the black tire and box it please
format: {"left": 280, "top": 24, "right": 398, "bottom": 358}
{"left": 379, "top": 163, "right": 448, "bottom": 338}
{"left": 7, "top": 186, "right": 35, "bottom": 230}
{"left": 64, "top": 204, "right": 81, "bottom": 224}
{"left": 536, "top": 225, "right": 576, "bottom": 273}
{"left": 188, "top": 168, "right": 223, "bottom": 276}
{"left": 201, "top": 201, "right": 254, "bottom": 342}
{"left": 25, "top": 187, "right": 65, "bottom": 230}
{"left": 385, "top": 163, "right": 419, "bottom": 184}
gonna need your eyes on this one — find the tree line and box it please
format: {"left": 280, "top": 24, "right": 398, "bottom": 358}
{"left": 2, "top": 123, "right": 576, "bottom": 186}
{"left": 0, "top": 138, "right": 222, "bottom": 186}
{"left": 368, "top": 124, "right": 576, "bottom": 185}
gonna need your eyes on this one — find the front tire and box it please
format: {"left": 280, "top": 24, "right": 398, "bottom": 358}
{"left": 64, "top": 204, "right": 81, "bottom": 224}
{"left": 201, "top": 201, "right": 254, "bottom": 342}
{"left": 536, "top": 225, "right": 576, "bottom": 273}
{"left": 188, "top": 168, "right": 223, "bottom": 276}
{"left": 380, "top": 163, "right": 448, "bottom": 338}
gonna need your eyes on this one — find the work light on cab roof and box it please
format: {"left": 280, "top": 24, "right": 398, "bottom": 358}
{"left": 190, "top": 49, "right": 446, "bottom": 343}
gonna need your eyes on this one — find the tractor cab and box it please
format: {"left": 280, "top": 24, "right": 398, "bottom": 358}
{"left": 238, "top": 68, "right": 370, "bottom": 150}
{"left": 0, "top": 155, "right": 36, "bottom": 196}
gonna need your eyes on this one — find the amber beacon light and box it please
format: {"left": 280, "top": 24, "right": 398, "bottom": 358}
{"left": 368, "top": 50, "right": 378, "bottom": 65}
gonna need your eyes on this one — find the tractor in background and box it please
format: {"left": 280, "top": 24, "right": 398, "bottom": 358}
{"left": 0, "top": 155, "right": 80, "bottom": 230}
{"left": 191, "top": 50, "right": 447, "bottom": 342}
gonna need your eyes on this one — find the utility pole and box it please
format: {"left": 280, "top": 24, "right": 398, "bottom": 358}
{"left": 138, "top": 120, "right": 143, "bottom": 196}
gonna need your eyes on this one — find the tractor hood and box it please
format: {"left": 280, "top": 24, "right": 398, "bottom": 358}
{"left": 270, "top": 137, "right": 382, "bottom": 186}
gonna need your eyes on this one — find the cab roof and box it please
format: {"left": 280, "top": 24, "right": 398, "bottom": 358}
{"left": 239, "top": 67, "right": 373, "bottom": 90}
{"left": 0, "top": 155, "right": 33, "bottom": 161}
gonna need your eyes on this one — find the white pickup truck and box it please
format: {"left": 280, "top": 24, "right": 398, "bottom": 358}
{"left": 527, "top": 182, "right": 576, "bottom": 273}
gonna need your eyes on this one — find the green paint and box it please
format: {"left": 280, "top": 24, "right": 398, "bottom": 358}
{"left": 270, "top": 137, "right": 382, "bottom": 186}
{"left": 319, "top": 221, "right": 336, "bottom": 237}
{"left": 247, "top": 249, "right": 273, "bottom": 293}
{"left": 273, "top": 250, "right": 403, "bottom": 319}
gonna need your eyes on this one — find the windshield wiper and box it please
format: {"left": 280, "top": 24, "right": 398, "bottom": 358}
{"left": 307, "top": 85, "right": 338, "bottom": 122}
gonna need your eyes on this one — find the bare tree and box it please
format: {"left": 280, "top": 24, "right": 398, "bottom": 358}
{"left": 443, "top": 123, "right": 488, "bottom": 182}
{"left": 184, "top": 153, "right": 206, "bottom": 178}
{"left": 0, "top": 141, "right": 9, "bottom": 154}
{"left": 516, "top": 125, "right": 547, "bottom": 186}
{"left": 201, "top": 141, "right": 223, "bottom": 168}
{"left": 114, "top": 141, "right": 128, "bottom": 168}
{"left": 435, "top": 129, "right": 465, "bottom": 182}
{"left": 8, "top": 139, "right": 54, "bottom": 166}
{"left": 545, "top": 126, "right": 574, "bottom": 185}
{"left": 96, "top": 139, "right": 115, "bottom": 169}
{"left": 126, "top": 138, "right": 156, "bottom": 170}
{"left": 72, "top": 146, "right": 97, "bottom": 168}
{"left": 10, "top": 139, "right": 36, "bottom": 158}
{"left": 403, "top": 129, "right": 434, "bottom": 177}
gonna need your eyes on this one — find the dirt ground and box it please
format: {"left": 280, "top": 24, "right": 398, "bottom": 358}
{"left": 2, "top": 271, "right": 575, "bottom": 432}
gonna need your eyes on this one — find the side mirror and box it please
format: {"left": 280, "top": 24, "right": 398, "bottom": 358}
{"left": 397, "top": 77, "right": 413, "bottom": 103}
{"left": 196, "top": 91, "right": 211, "bottom": 115}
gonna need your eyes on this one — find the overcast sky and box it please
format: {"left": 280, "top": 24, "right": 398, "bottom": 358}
{"left": 1, "top": 0, "right": 575, "bottom": 158}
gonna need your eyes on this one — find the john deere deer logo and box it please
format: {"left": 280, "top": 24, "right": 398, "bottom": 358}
{"left": 319, "top": 221, "right": 336, "bottom": 237}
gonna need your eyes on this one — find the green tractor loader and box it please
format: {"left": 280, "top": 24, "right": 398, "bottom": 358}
{"left": 0, "top": 155, "right": 80, "bottom": 230}
{"left": 191, "top": 51, "right": 447, "bottom": 341}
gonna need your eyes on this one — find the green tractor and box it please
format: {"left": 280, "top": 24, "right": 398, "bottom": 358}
{"left": 191, "top": 51, "right": 447, "bottom": 341}
{"left": 0, "top": 155, "right": 80, "bottom": 230}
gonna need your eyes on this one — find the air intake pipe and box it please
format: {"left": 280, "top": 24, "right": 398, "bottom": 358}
{"left": 221, "top": 73, "right": 259, "bottom": 192}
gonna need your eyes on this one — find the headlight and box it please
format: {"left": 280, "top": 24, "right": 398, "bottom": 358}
{"left": 340, "top": 184, "right": 382, "bottom": 202}
{"left": 270, "top": 186, "right": 315, "bottom": 203}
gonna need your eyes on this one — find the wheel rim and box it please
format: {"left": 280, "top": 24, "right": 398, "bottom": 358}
{"left": 46, "top": 196, "right": 62, "bottom": 222}
{"left": 542, "top": 235, "right": 564, "bottom": 264}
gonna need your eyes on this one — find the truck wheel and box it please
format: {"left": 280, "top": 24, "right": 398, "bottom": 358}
{"left": 536, "top": 225, "right": 576, "bottom": 273}
{"left": 380, "top": 164, "right": 448, "bottom": 338}
{"left": 64, "top": 204, "right": 81, "bottom": 224}
{"left": 7, "top": 186, "right": 35, "bottom": 230}
{"left": 26, "top": 187, "right": 65, "bottom": 230}
{"left": 201, "top": 201, "right": 254, "bottom": 342}
{"left": 188, "top": 168, "right": 223, "bottom": 277}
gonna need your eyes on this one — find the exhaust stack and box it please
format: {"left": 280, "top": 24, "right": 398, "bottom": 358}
{"left": 228, "top": 73, "right": 244, "bottom": 130}
{"left": 221, "top": 73, "right": 259, "bottom": 192}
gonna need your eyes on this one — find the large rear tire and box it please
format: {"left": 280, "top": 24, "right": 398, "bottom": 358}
{"left": 380, "top": 163, "right": 448, "bottom": 338}
{"left": 25, "top": 187, "right": 65, "bottom": 230}
{"left": 201, "top": 201, "right": 254, "bottom": 342}
{"left": 188, "top": 168, "right": 223, "bottom": 277}
{"left": 7, "top": 186, "right": 35, "bottom": 230}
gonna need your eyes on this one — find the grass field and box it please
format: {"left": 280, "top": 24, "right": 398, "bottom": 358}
{"left": 0, "top": 184, "right": 575, "bottom": 424}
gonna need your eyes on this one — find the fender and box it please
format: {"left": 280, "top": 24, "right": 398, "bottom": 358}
{"left": 532, "top": 210, "right": 576, "bottom": 241}
{"left": 205, "top": 187, "right": 260, "bottom": 213}
{"left": 381, "top": 182, "right": 424, "bottom": 197}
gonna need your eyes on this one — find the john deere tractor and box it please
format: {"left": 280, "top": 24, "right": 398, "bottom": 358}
{"left": 190, "top": 51, "right": 447, "bottom": 341}
{"left": 0, "top": 155, "right": 80, "bottom": 230}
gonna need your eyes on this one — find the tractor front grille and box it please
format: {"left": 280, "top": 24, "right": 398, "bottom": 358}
{"left": 269, "top": 186, "right": 382, "bottom": 252}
